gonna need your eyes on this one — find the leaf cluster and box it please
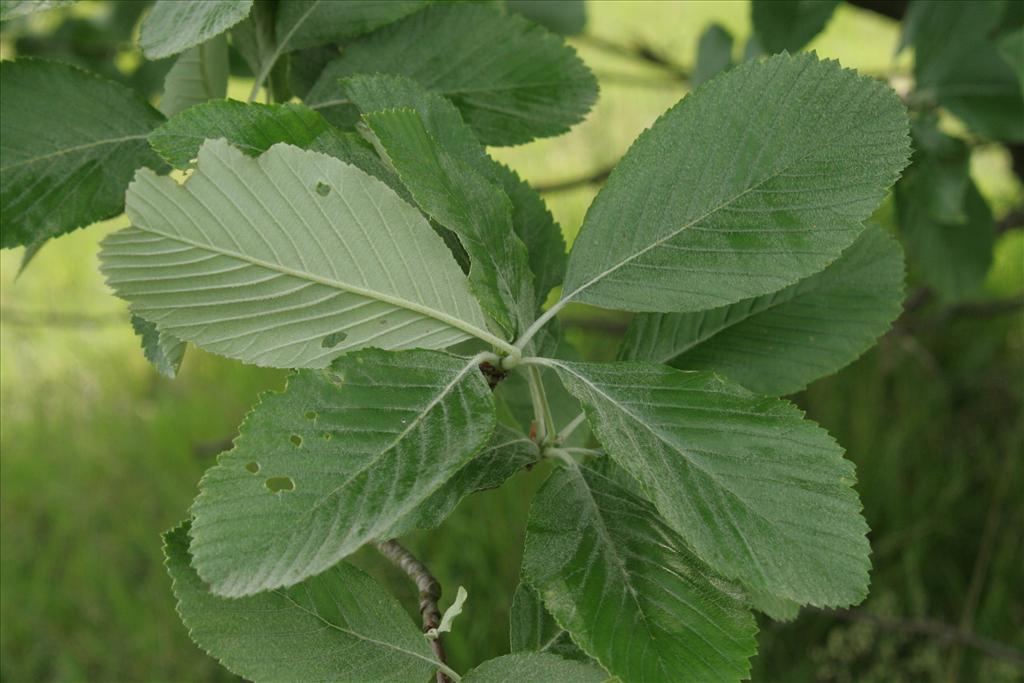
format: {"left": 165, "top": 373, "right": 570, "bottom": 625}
{"left": 0, "top": 2, "right": 928, "bottom": 681}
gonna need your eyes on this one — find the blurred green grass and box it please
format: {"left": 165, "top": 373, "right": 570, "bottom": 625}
{"left": 2, "top": 2, "right": 1022, "bottom": 682}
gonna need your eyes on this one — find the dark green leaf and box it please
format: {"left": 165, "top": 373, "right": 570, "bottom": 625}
{"left": 998, "top": 27, "right": 1024, "bottom": 92}
{"left": 510, "top": 582, "right": 592, "bottom": 663}
{"left": 619, "top": 225, "right": 906, "bottom": 396}
{"left": 165, "top": 521, "right": 444, "bottom": 682}
{"left": 131, "top": 314, "right": 186, "bottom": 379}
{"left": 542, "top": 359, "right": 870, "bottom": 607}
{"left": 558, "top": 53, "right": 909, "bottom": 314}
{"left": 904, "top": 0, "right": 1024, "bottom": 141}
{"left": 1, "top": 59, "right": 165, "bottom": 249}
{"left": 506, "top": 0, "right": 586, "bottom": 35}
{"left": 139, "top": 0, "right": 253, "bottom": 59}
{"left": 896, "top": 176, "right": 995, "bottom": 301}
{"left": 491, "top": 162, "right": 567, "bottom": 309}
{"left": 751, "top": 0, "right": 838, "bottom": 54}
{"left": 306, "top": 3, "right": 597, "bottom": 145}
{"left": 149, "top": 100, "right": 333, "bottom": 168}
{"left": 462, "top": 653, "right": 607, "bottom": 683}
{"left": 523, "top": 462, "right": 757, "bottom": 682}
{"left": 159, "top": 35, "right": 229, "bottom": 118}
{"left": 276, "top": 0, "right": 426, "bottom": 51}
{"left": 693, "top": 23, "right": 734, "bottom": 86}
{"left": 362, "top": 106, "right": 535, "bottom": 337}
{"left": 189, "top": 349, "right": 496, "bottom": 597}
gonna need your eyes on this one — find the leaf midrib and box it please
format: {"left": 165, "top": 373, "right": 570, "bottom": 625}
{"left": 129, "top": 217, "right": 496, "bottom": 346}
{"left": 1, "top": 134, "right": 150, "bottom": 172}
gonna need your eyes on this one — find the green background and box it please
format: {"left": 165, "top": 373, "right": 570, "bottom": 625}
{"left": 1, "top": 1, "right": 1022, "bottom": 681}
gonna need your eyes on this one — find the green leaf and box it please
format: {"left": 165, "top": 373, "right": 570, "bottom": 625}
{"left": 361, "top": 107, "right": 534, "bottom": 338}
{"left": 523, "top": 462, "right": 757, "bottom": 682}
{"left": 539, "top": 359, "right": 871, "bottom": 607}
{"left": 558, "top": 52, "right": 909, "bottom": 314}
{"left": 131, "top": 314, "right": 186, "bottom": 378}
{"left": 506, "top": 0, "right": 586, "bottom": 35}
{"left": 139, "top": 0, "right": 253, "bottom": 59}
{"left": 159, "top": 36, "right": 229, "bottom": 118}
{"left": 276, "top": 0, "right": 426, "bottom": 52}
{"left": 395, "top": 425, "right": 540, "bottom": 533}
{"left": 492, "top": 162, "right": 568, "bottom": 309}
{"left": 100, "top": 139, "right": 503, "bottom": 368}
{"left": 751, "top": 0, "right": 838, "bottom": 54}
{"left": 510, "top": 581, "right": 592, "bottom": 663}
{"left": 619, "top": 225, "right": 906, "bottom": 396}
{"left": 149, "top": 100, "right": 333, "bottom": 169}
{"left": 190, "top": 348, "right": 495, "bottom": 597}
{"left": 305, "top": 2, "right": 598, "bottom": 145}
{"left": 693, "top": 23, "right": 734, "bottom": 86}
{"left": 462, "top": 653, "right": 608, "bottom": 683}
{"left": 1, "top": 59, "right": 166, "bottom": 250}
{"left": 0, "top": 0, "right": 73, "bottom": 20}
{"left": 164, "top": 521, "right": 445, "bottom": 683}
{"left": 906, "top": 114, "right": 972, "bottom": 224}
{"left": 747, "top": 588, "right": 800, "bottom": 622}
{"left": 903, "top": 0, "right": 1024, "bottom": 141}
{"left": 896, "top": 175, "right": 995, "bottom": 301}
{"left": 998, "top": 27, "right": 1024, "bottom": 92}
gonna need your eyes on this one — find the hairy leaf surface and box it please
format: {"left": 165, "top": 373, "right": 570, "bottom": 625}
{"left": 619, "top": 225, "right": 905, "bottom": 395}
{"left": 165, "top": 522, "right": 442, "bottom": 682}
{"left": 523, "top": 463, "right": 757, "bottom": 682}
{"left": 306, "top": 2, "right": 597, "bottom": 145}
{"left": 131, "top": 314, "right": 186, "bottom": 378}
{"left": 190, "top": 348, "right": 495, "bottom": 597}
{"left": 149, "top": 100, "right": 333, "bottom": 169}
{"left": 543, "top": 359, "right": 871, "bottom": 606}
{"left": 140, "top": 0, "right": 253, "bottom": 59}
{"left": 396, "top": 425, "right": 540, "bottom": 534}
{"left": 462, "top": 653, "right": 607, "bottom": 683}
{"left": 159, "top": 36, "right": 229, "bottom": 118}
{"left": 0, "top": 0, "right": 73, "bottom": 20}
{"left": 510, "top": 582, "right": 591, "bottom": 663}
{"left": 751, "top": 0, "right": 838, "bottom": 54}
{"left": 363, "top": 107, "right": 535, "bottom": 337}
{"left": 560, "top": 53, "right": 909, "bottom": 313}
{"left": 101, "top": 140, "right": 494, "bottom": 368}
{"left": 1, "top": 59, "right": 166, "bottom": 249}
{"left": 276, "top": 0, "right": 426, "bottom": 51}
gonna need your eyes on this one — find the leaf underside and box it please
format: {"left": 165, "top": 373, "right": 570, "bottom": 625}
{"left": 140, "top": 0, "right": 253, "bottom": 59}
{"left": 165, "top": 521, "right": 441, "bottom": 683}
{"left": 158, "top": 36, "right": 229, "bottom": 118}
{"left": 462, "top": 652, "right": 607, "bottom": 683}
{"left": 100, "top": 139, "right": 490, "bottom": 368}
{"left": 548, "top": 360, "right": 871, "bottom": 607}
{"left": 524, "top": 463, "right": 757, "bottom": 682}
{"left": 189, "top": 348, "right": 495, "bottom": 597}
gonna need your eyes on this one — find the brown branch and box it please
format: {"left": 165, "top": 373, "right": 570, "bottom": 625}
{"left": 825, "top": 610, "right": 1024, "bottom": 665}
{"left": 534, "top": 165, "right": 614, "bottom": 194}
{"left": 575, "top": 33, "right": 690, "bottom": 82}
{"left": 375, "top": 540, "right": 451, "bottom": 683}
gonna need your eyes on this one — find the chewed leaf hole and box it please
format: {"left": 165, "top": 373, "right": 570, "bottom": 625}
{"left": 290, "top": 434, "right": 302, "bottom": 447}
{"left": 322, "top": 331, "right": 348, "bottom": 348}
{"left": 315, "top": 182, "right": 330, "bottom": 196}
{"left": 304, "top": 410, "right": 317, "bottom": 421}
{"left": 322, "top": 431, "right": 333, "bottom": 441}
{"left": 265, "top": 476, "right": 295, "bottom": 493}
{"left": 245, "top": 461, "right": 260, "bottom": 474}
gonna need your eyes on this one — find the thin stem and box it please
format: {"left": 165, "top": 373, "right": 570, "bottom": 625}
{"left": 525, "top": 365, "right": 555, "bottom": 444}
{"left": 557, "top": 412, "right": 588, "bottom": 444}
{"left": 514, "top": 301, "right": 570, "bottom": 351}
{"left": 375, "top": 540, "right": 461, "bottom": 683}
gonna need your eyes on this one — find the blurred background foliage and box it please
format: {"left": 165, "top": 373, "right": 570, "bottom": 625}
{"left": 1, "top": 1, "right": 1021, "bottom": 681}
